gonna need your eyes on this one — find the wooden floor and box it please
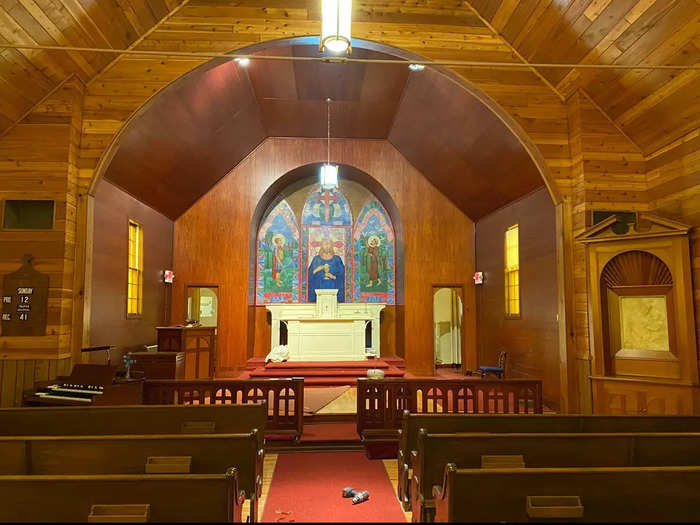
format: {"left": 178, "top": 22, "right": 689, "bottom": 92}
{"left": 317, "top": 387, "right": 357, "bottom": 414}
{"left": 245, "top": 452, "right": 412, "bottom": 522}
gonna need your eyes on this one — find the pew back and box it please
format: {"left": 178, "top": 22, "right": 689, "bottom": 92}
{"left": 0, "top": 404, "right": 266, "bottom": 445}
{"left": 434, "top": 465, "right": 700, "bottom": 522}
{"left": 0, "top": 470, "right": 244, "bottom": 522}
{"left": 415, "top": 432, "right": 700, "bottom": 520}
{"left": 0, "top": 433, "right": 260, "bottom": 495}
{"left": 398, "top": 413, "right": 700, "bottom": 508}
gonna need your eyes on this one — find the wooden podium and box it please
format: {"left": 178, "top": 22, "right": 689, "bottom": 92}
{"left": 156, "top": 326, "right": 216, "bottom": 379}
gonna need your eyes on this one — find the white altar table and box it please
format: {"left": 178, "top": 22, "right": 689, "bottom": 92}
{"left": 266, "top": 289, "right": 385, "bottom": 361}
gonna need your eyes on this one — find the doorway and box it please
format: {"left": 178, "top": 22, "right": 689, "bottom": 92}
{"left": 433, "top": 287, "right": 464, "bottom": 371}
{"left": 186, "top": 285, "right": 219, "bottom": 327}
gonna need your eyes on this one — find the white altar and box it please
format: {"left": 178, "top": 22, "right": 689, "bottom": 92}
{"left": 266, "top": 289, "right": 385, "bottom": 361}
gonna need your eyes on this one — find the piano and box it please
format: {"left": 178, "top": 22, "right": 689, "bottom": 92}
{"left": 24, "top": 364, "right": 143, "bottom": 406}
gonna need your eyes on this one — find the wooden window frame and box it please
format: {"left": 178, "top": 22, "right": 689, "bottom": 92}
{"left": 127, "top": 219, "right": 144, "bottom": 319}
{"left": 504, "top": 223, "right": 521, "bottom": 319}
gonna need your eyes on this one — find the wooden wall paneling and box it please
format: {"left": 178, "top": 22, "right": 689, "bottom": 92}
{"left": 0, "top": 76, "right": 85, "bottom": 405}
{"left": 173, "top": 138, "right": 475, "bottom": 376}
{"left": 475, "top": 187, "right": 560, "bottom": 409}
{"left": 0, "top": 356, "right": 71, "bottom": 407}
{"left": 647, "top": 135, "right": 700, "bottom": 353}
{"left": 88, "top": 180, "right": 174, "bottom": 365}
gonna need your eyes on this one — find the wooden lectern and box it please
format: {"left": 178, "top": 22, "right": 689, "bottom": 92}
{"left": 156, "top": 326, "right": 216, "bottom": 379}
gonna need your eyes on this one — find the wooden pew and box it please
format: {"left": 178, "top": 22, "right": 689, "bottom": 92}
{"left": 433, "top": 465, "right": 700, "bottom": 522}
{"left": 0, "top": 404, "right": 267, "bottom": 446}
{"left": 413, "top": 431, "right": 700, "bottom": 521}
{"left": 0, "top": 432, "right": 264, "bottom": 522}
{"left": 0, "top": 470, "right": 245, "bottom": 522}
{"left": 397, "top": 412, "right": 700, "bottom": 510}
{"left": 143, "top": 378, "right": 304, "bottom": 442}
{"left": 357, "top": 378, "right": 543, "bottom": 459}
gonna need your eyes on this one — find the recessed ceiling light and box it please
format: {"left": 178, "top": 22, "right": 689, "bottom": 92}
{"left": 235, "top": 57, "right": 250, "bottom": 67}
{"left": 408, "top": 63, "right": 425, "bottom": 71}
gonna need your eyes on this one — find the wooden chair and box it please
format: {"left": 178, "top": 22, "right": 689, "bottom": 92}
{"left": 477, "top": 351, "right": 506, "bottom": 378}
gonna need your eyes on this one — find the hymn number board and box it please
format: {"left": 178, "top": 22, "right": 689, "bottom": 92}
{"left": 1, "top": 255, "right": 49, "bottom": 336}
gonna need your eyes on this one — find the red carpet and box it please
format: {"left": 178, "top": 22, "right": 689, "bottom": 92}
{"left": 262, "top": 452, "right": 406, "bottom": 522}
{"left": 301, "top": 422, "right": 359, "bottom": 443}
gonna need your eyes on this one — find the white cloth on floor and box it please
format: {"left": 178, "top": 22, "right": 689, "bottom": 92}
{"left": 265, "top": 345, "right": 289, "bottom": 363}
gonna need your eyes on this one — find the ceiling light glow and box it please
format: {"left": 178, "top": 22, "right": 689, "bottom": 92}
{"left": 320, "top": 0, "right": 352, "bottom": 54}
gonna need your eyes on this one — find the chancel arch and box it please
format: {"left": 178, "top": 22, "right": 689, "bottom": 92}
{"left": 252, "top": 163, "right": 400, "bottom": 307}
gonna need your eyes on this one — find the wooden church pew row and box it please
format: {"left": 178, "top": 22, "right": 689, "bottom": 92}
{"left": 0, "top": 469, "right": 246, "bottom": 523}
{"left": 412, "top": 431, "right": 700, "bottom": 522}
{"left": 357, "top": 378, "right": 543, "bottom": 459}
{"left": 396, "top": 412, "right": 700, "bottom": 511}
{"left": 0, "top": 403, "right": 266, "bottom": 444}
{"left": 0, "top": 431, "right": 263, "bottom": 522}
{"left": 432, "top": 465, "right": 700, "bottom": 523}
{"left": 143, "top": 378, "right": 304, "bottom": 442}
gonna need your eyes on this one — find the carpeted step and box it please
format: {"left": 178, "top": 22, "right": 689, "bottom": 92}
{"left": 249, "top": 368, "right": 404, "bottom": 378}
{"left": 264, "top": 360, "right": 391, "bottom": 370}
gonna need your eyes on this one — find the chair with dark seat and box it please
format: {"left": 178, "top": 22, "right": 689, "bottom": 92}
{"left": 478, "top": 351, "right": 507, "bottom": 378}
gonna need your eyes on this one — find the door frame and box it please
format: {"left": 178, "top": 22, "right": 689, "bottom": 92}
{"left": 431, "top": 283, "right": 470, "bottom": 376}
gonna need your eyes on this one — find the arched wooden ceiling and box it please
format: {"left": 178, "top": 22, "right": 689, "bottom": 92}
{"left": 0, "top": 0, "right": 698, "bottom": 157}
{"left": 102, "top": 42, "right": 543, "bottom": 220}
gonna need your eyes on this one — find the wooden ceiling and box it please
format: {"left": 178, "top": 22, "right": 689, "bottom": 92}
{"left": 467, "top": 0, "right": 700, "bottom": 154}
{"left": 0, "top": 0, "right": 697, "bottom": 159}
{"left": 102, "top": 43, "right": 542, "bottom": 220}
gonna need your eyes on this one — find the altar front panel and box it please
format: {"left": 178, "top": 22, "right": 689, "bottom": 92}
{"left": 287, "top": 319, "right": 366, "bottom": 361}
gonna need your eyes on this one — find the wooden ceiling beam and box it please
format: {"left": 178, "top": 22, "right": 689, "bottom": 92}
{"left": 461, "top": 0, "right": 566, "bottom": 102}
{"left": 86, "top": 0, "right": 192, "bottom": 86}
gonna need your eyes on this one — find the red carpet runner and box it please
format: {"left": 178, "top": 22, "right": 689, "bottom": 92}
{"left": 262, "top": 452, "right": 406, "bottom": 522}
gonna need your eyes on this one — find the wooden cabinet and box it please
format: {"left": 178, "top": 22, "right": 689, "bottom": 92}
{"left": 156, "top": 327, "right": 216, "bottom": 379}
{"left": 128, "top": 351, "right": 184, "bottom": 380}
{"left": 578, "top": 214, "right": 700, "bottom": 415}
{"left": 592, "top": 377, "right": 699, "bottom": 415}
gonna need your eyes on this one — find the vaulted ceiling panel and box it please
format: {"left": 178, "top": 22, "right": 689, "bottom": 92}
{"left": 104, "top": 58, "right": 266, "bottom": 219}
{"left": 469, "top": 0, "right": 700, "bottom": 155}
{"left": 100, "top": 43, "right": 546, "bottom": 220}
{"left": 389, "top": 68, "right": 543, "bottom": 219}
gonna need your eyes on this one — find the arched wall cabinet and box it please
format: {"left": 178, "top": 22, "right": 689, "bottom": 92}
{"left": 578, "top": 213, "right": 700, "bottom": 415}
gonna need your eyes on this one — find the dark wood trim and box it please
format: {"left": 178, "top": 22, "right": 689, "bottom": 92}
{"left": 0, "top": 198, "right": 56, "bottom": 232}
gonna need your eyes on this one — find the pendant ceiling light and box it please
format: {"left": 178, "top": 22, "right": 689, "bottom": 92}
{"left": 320, "top": 0, "right": 352, "bottom": 54}
{"left": 320, "top": 97, "right": 339, "bottom": 189}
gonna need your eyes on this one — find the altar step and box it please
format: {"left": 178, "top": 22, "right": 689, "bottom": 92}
{"left": 243, "top": 358, "right": 405, "bottom": 386}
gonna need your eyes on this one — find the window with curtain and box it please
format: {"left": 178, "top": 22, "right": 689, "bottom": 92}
{"left": 505, "top": 223, "right": 520, "bottom": 318}
{"left": 127, "top": 220, "right": 143, "bottom": 317}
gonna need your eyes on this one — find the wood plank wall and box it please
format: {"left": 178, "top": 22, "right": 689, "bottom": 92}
{"left": 475, "top": 187, "right": 560, "bottom": 409}
{"left": 563, "top": 91, "right": 649, "bottom": 412}
{"left": 647, "top": 134, "right": 700, "bottom": 352}
{"left": 0, "top": 79, "right": 84, "bottom": 406}
{"left": 171, "top": 138, "right": 476, "bottom": 377}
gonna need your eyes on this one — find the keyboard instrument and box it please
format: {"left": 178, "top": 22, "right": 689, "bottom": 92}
{"left": 25, "top": 364, "right": 143, "bottom": 406}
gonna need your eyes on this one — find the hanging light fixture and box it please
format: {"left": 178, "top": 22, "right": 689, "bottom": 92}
{"left": 320, "top": 0, "right": 352, "bottom": 54}
{"left": 320, "top": 97, "right": 339, "bottom": 189}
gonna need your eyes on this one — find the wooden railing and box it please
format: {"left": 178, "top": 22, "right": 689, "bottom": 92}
{"left": 357, "top": 377, "right": 543, "bottom": 437}
{"left": 143, "top": 377, "right": 304, "bottom": 441}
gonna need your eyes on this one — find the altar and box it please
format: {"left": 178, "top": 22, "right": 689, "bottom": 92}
{"left": 266, "top": 289, "right": 385, "bottom": 361}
